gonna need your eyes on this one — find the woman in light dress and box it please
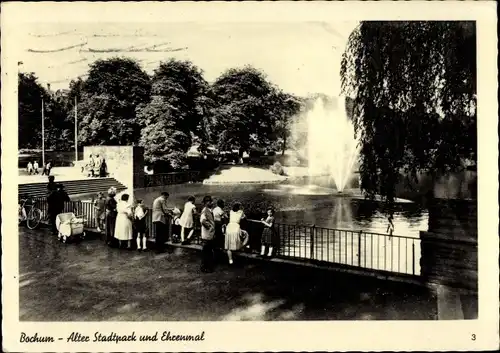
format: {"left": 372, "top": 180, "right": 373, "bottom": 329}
{"left": 114, "top": 193, "right": 134, "bottom": 249}
{"left": 224, "top": 202, "right": 249, "bottom": 265}
{"left": 180, "top": 196, "right": 196, "bottom": 245}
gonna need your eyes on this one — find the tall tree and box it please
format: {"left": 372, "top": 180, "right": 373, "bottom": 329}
{"left": 18, "top": 72, "right": 45, "bottom": 149}
{"left": 209, "top": 66, "right": 278, "bottom": 155}
{"left": 18, "top": 72, "right": 70, "bottom": 151}
{"left": 267, "top": 90, "right": 302, "bottom": 155}
{"left": 138, "top": 59, "right": 208, "bottom": 170}
{"left": 43, "top": 89, "right": 74, "bottom": 151}
{"left": 340, "top": 21, "right": 476, "bottom": 208}
{"left": 78, "top": 58, "right": 151, "bottom": 145}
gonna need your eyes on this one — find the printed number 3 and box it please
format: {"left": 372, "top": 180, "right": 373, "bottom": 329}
{"left": 471, "top": 334, "right": 476, "bottom": 341}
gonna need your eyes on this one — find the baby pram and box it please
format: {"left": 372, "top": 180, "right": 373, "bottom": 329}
{"left": 56, "top": 212, "right": 86, "bottom": 243}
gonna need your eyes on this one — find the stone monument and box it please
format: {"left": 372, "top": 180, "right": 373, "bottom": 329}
{"left": 83, "top": 146, "right": 145, "bottom": 190}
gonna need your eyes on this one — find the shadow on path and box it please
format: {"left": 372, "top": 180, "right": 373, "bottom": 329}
{"left": 19, "top": 227, "right": 437, "bottom": 321}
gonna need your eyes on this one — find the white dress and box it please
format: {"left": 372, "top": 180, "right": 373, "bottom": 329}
{"left": 179, "top": 201, "right": 196, "bottom": 228}
{"left": 225, "top": 210, "right": 249, "bottom": 251}
{"left": 114, "top": 201, "right": 133, "bottom": 241}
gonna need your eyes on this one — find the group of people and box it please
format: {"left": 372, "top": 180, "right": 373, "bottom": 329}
{"left": 156, "top": 193, "right": 278, "bottom": 272}
{"left": 83, "top": 154, "right": 107, "bottom": 178}
{"left": 26, "top": 160, "right": 52, "bottom": 176}
{"left": 95, "top": 188, "right": 278, "bottom": 273}
{"left": 93, "top": 188, "right": 150, "bottom": 251}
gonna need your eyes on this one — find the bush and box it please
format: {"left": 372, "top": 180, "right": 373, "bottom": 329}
{"left": 270, "top": 161, "right": 285, "bottom": 176}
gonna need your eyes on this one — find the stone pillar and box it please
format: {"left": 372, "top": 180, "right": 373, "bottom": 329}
{"left": 432, "top": 283, "right": 465, "bottom": 320}
{"left": 132, "top": 146, "right": 145, "bottom": 188}
{"left": 420, "top": 199, "right": 478, "bottom": 320}
{"left": 83, "top": 145, "right": 145, "bottom": 191}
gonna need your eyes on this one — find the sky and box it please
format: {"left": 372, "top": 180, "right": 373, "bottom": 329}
{"left": 16, "top": 21, "right": 358, "bottom": 97}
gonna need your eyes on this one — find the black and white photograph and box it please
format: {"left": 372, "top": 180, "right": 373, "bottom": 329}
{"left": 1, "top": 1, "right": 498, "bottom": 352}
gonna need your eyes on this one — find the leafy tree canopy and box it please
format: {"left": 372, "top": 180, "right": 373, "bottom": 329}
{"left": 18, "top": 72, "right": 45, "bottom": 149}
{"left": 266, "top": 89, "right": 302, "bottom": 154}
{"left": 209, "top": 66, "right": 279, "bottom": 153}
{"left": 138, "top": 59, "right": 208, "bottom": 169}
{"left": 340, "top": 21, "right": 476, "bottom": 206}
{"left": 78, "top": 57, "right": 151, "bottom": 145}
{"left": 18, "top": 72, "right": 73, "bottom": 151}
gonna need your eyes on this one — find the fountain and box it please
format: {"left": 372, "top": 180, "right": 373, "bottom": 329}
{"left": 289, "top": 95, "right": 360, "bottom": 194}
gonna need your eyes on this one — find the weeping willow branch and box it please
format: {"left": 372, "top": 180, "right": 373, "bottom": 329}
{"left": 340, "top": 21, "right": 476, "bottom": 223}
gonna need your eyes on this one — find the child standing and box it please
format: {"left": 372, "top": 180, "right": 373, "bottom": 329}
{"left": 212, "top": 199, "right": 227, "bottom": 250}
{"left": 260, "top": 207, "right": 276, "bottom": 257}
{"left": 94, "top": 192, "right": 106, "bottom": 232}
{"left": 171, "top": 208, "right": 182, "bottom": 243}
{"left": 134, "top": 199, "right": 148, "bottom": 251}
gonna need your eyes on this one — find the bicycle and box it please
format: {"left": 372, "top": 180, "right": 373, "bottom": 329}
{"left": 18, "top": 197, "right": 42, "bottom": 230}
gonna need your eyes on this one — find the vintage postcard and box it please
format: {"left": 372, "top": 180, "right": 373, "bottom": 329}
{"left": 1, "top": 1, "right": 498, "bottom": 352}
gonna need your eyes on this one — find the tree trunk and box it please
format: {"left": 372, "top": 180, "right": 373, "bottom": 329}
{"left": 426, "top": 171, "right": 437, "bottom": 208}
{"left": 282, "top": 134, "right": 287, "bottom": 156}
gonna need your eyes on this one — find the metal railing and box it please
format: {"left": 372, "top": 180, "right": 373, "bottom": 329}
{"left": 143, "top": 171, "right": 201, "bottom": 187}
{"left": 31, "top": 197, "right": 420, "bottom": 276}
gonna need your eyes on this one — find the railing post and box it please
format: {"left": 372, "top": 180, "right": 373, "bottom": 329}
{"left": 412, "top": 242, "right": 416, "bottom": 275}
{"left": 358, "top": 230, "right": 362, "bottom": 267}
{"left": 310, "top": 225, "right": 315, "bottom": 260}
{"left": 167, "top": 214, "right": 172, "bottom": 243}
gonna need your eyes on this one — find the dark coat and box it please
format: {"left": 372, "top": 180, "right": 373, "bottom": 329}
{"left": 106, "top": 196, "right": 117, "bottom": 213}
{"left": 48, "top": 189, "right": 70, "bottom": 215}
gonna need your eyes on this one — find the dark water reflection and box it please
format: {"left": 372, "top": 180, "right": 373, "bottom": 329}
{"left": 134, "top": 183, "right": 428, "bottom": 238}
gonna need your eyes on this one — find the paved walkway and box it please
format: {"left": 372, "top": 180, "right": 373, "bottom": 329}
{"left": 19, "top": 227, "right": 437, "bottom": 321}
{"left": 18, "top": 167, "right": 88, "bottom": 184}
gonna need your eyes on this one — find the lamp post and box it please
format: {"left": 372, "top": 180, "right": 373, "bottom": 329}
{"left": 74, "top": 96, "right": 78, "bottom": 162}
{"left": 41, "top": 97, "right": 45, "bottom": 167}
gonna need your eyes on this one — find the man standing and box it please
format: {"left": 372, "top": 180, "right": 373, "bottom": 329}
{"left": 33, "top": 160, "right": 39, "bottom": 175}
{"left": 200, "top": 195, "right": 216, "bottom": 272}
{"left": 105, "top": 187, "right": 118, "bottom": 246}
{"left": 47, "top": 175, "right": 57, "bottom": 195}
{"left": 27, "top": 161, "right": 33, "bottom": 175}
{"left": 43, "top": 161, "right": 52, "bottom": 176}
{"left": 152, "top": 192, "right": 171, "bottom": 253}
{"left": 47, "top": 183, "right": 70, "bottom": 235}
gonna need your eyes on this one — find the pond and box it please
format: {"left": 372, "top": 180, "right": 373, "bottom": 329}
{"left": 133, "top": 182, "right": 428, "bottom": 239}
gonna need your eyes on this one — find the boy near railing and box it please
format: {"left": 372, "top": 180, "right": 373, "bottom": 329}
{"left": 134, "top": 200, "right": 148, "bottom": 251}
{"left": 94, "top": 192, "right": 106, "bottom": 232}
{"left": 171, "top": 208, "right": 182, "bottom": 243}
